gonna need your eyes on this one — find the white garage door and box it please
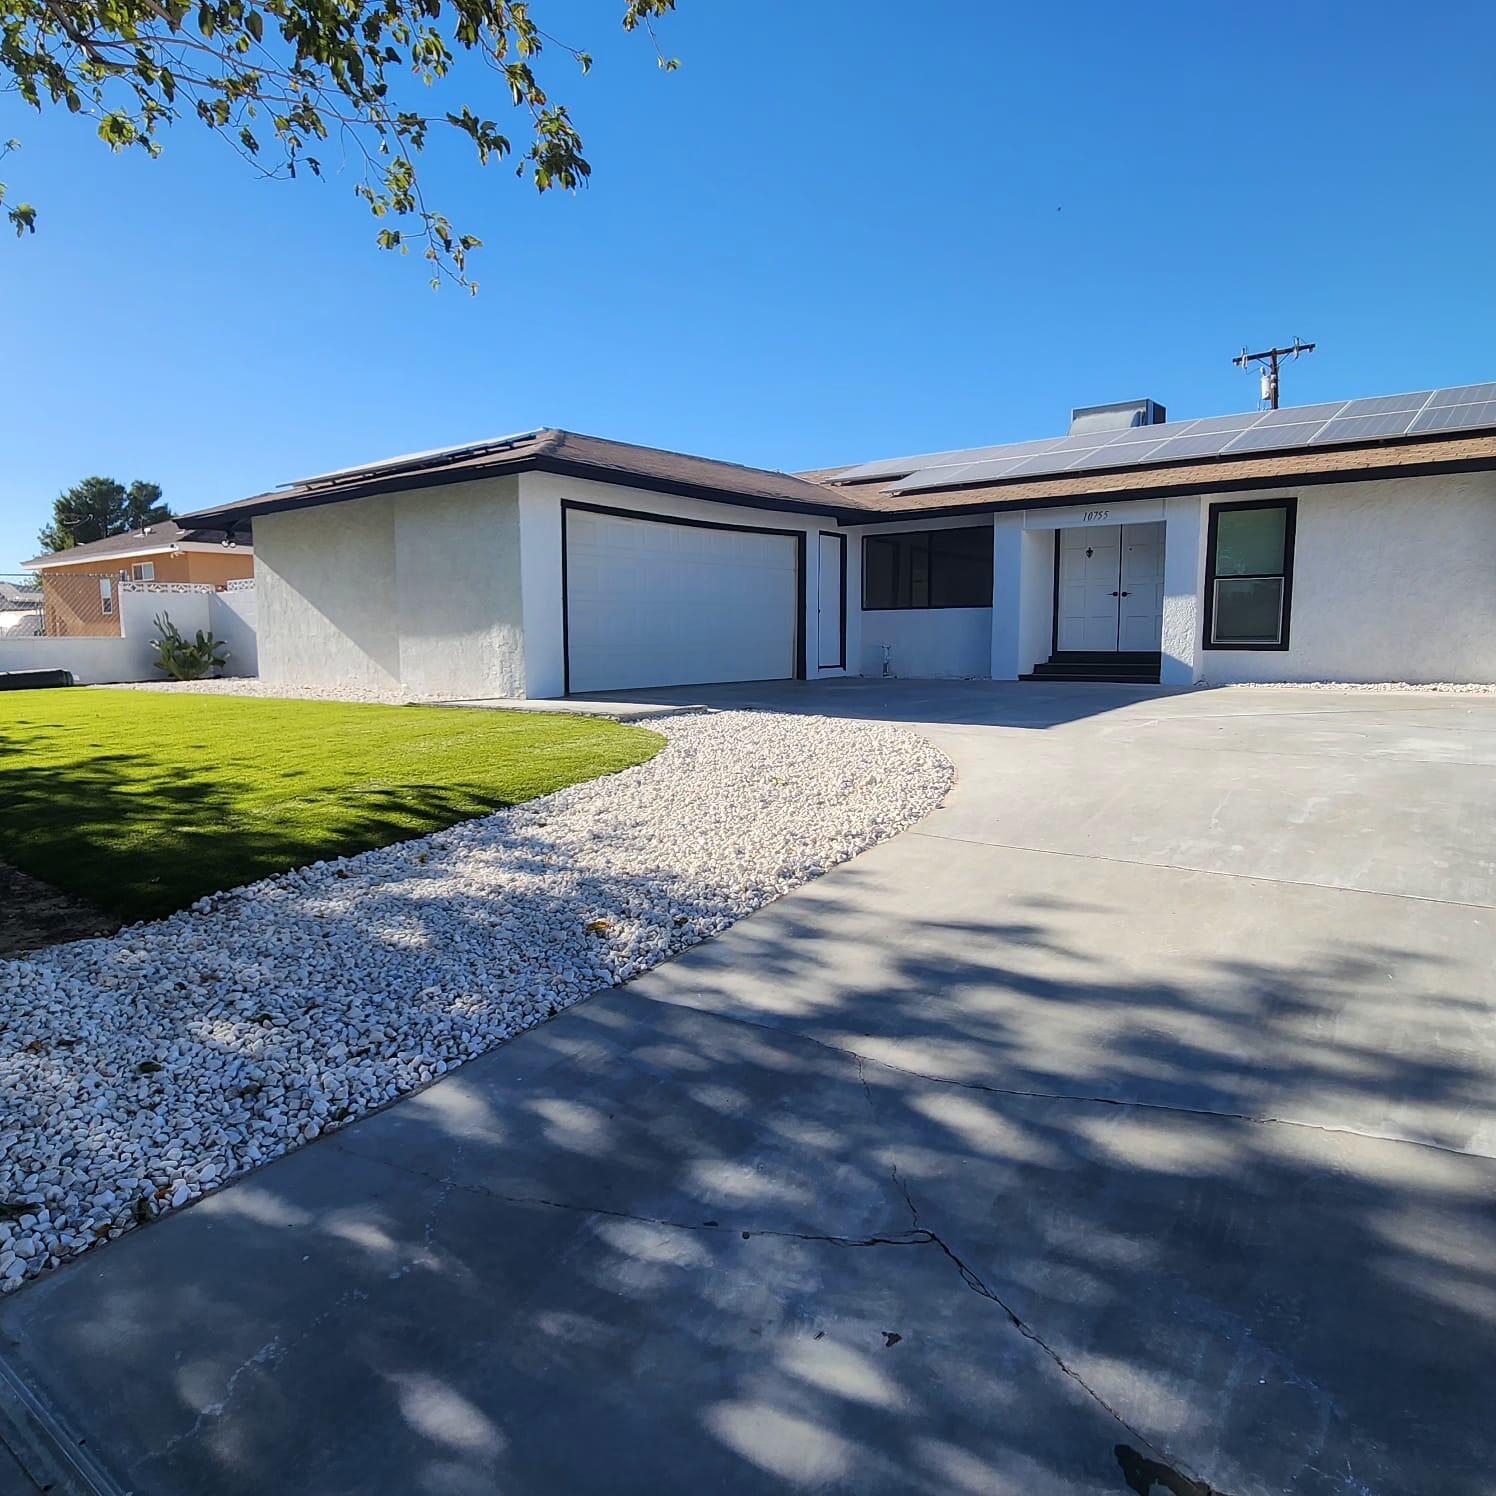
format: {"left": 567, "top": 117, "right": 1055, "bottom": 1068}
{"left": 565, "top": 507, "right": 800, "bottom": 693}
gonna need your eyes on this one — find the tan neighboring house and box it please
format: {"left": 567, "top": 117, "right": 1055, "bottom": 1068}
{"left": 21, "top": 522, "right": 254, "bottom": 636}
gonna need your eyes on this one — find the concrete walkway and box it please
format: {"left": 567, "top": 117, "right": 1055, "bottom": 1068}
{"left": 3, "top": 682, "right": 1494, "bottom": 1495}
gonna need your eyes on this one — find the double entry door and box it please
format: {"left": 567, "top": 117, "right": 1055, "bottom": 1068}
{"left": 1056, "top": 522, "right": 1165, "bottom": 653}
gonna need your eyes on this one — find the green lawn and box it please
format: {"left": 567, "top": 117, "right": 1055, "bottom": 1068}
{"left": 0, "top": 690, "right": 662, "bottom": 921}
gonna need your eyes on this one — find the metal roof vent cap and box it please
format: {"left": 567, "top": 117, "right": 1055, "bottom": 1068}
{"left": 1068, "top": 398, "right": 1167, "bottom": 436}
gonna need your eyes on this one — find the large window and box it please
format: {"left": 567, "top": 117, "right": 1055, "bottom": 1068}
{"left": 863, "top": 526, "right": 993, "bottom": 610}
{"left": 1203, "top": 498, "right": 1296, "bottom": 649}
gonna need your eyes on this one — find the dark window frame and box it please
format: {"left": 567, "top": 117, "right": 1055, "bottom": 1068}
{"left": 861, "top": 525, "right": 994, "bottom": 611}
{"left": 1201, "top": 496, "right": 1297, "bottom": 652}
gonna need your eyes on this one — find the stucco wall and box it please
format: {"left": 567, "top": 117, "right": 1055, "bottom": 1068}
{"left": 1159, "top": 494, "right": 1205, "bottom": 686}
{"left": 392, "top": 481, "right": 524, "bottom": 698}
{"left": 255, "top": 498, "right": 401, "bottom": 691}
{"left": 858, "top": 609, "right": 994, "bottom": 678}
{"left": 1198, "top": 475, "right": 1496, "bottom": 684}
{"left": 254, "top": 479, "right": 524, "bottom": 696}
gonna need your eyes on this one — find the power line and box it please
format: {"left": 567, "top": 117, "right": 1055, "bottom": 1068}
{"left": 1233, "top": 338, "right": 1316, "bottom": 410}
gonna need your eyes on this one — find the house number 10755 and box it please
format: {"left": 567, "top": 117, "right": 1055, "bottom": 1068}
{"left": 1082, "top": 509, "right": 1110, "bottom": 521}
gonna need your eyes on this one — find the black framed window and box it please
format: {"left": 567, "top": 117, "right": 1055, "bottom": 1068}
{"left": 1203, "top": 497, "right": 1296, "bottom": 650}
{"left": 862, "top": 526, "right": 993, "bottom": 610}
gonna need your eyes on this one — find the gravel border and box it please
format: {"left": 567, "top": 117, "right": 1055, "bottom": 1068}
{"left": 108, "top": 678, "right": 426, "bottom": 704}
{"left": 0, "top": 711, "right": 951, "bottom": 1290}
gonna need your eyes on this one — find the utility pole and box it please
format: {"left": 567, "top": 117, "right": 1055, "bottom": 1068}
{"left": 1234, "top": 337, "right": 1315, "bottom": 410}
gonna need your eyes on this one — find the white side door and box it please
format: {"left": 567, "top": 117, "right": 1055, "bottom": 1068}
{"left": 1056, "top": 525, "right": 1122, "bottom": 652}
{"left": 1118, "top": 522, "right": 1165, "bottom": 651}
{"left": 817, "top": 533, "right": 845, "bottom": 669}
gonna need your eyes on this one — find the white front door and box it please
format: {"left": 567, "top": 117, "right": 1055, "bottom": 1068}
{"left": 1057, "top": 525, "right": 1123, "bottom": 651}
{"left": 1056, "top": 521, "right": 1164, "bottom": 653}
{"left": 817, "top": 532, "right": 845, "bottom": 669}
{"left": 1119, "top": 522, "right": 1165, "bottom": 651}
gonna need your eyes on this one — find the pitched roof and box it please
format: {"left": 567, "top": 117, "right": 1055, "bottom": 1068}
{"left": 0, "top": 581, "right": 42, "bottom": 608}
{"left": 810, "top": 382, "right": 1496, "bottom": 513}
{"left": 816, "top": 431, "right": 1496, "bottom": 517}
{"left": 22, "top": 520, "right": 253, "bottom": 569}
{"left": 179, "top": 384, "right": 1496, "bottom": 535}
{"left": 181, "top": 428, "right": 862, "bottom": 526}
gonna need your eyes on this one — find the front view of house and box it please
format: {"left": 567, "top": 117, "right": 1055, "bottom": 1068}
{"left": 183, "top": 383, "right": 1496, "bottom": 695}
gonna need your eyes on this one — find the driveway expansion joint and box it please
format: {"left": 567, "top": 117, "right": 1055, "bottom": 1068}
{"left": 664, "top": 993, "right": 1496, "bottom": 1161}
{"left": 908, "top": 829, "right": 1496, "bottom": 911}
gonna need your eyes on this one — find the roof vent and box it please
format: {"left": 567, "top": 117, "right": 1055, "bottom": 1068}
{"left": 1068, "top": 398, "right": 1167, "bottom": 437}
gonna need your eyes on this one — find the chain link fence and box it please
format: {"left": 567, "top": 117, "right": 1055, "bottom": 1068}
{"left": 0, "top": 575, "right": 45, "bottom": 637}
{"left": 1, "top": 572, "right": 121, "bottom": 638}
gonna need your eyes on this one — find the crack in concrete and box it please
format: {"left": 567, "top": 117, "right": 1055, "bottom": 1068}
{"left": 331, "top": 1133, "right": 1233, "bottom": 1495}
{"left": 670, "top": 995, "right": 1494, "bottom": 1162}
{"left": 855, "top": 1058, "right": 1230, "bottom": 1496}
{"left": 328, "top": 1137, "right": 928, "bottom": 1252}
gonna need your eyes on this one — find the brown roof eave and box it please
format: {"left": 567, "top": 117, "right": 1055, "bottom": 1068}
{"left": 183, "top": 453, "right": 864, "bottom": 528}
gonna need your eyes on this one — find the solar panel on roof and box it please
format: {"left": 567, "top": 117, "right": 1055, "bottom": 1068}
{"left": 1098, "top": 420, "right": 1199, "bottom": 448}
{"left": 1002, "top": 449, "right": 1110, "bottom": 478}
{"left": 1408, "top": 399, "right": 1496, "bottom": 434}
{"left": 1067, "top": 441, "right": 1167, "bottom": 470}
{"left": 1219, "top": 422, "right": 1326, "bottom": 454}
{"left": 832, "top": 440, "right": 1053, "bottom": 484}
{"left": 893, "top": 455, "right": 1046, "bottom": 491}
{"left": 1140, "top": 432, "right": 1247, "bottom": 463}
{"left": 292, "top": 431, "right": 538, "bottom": 486}
{"left": 1249, "top": 401, "right": 1346, "bottom": 428}
{"left": 1428, "top": 383, "right": 1496, "bottom": 407}
{"left": 832, "top": 379, "right": 1496, "bottom": 497}
{"left": 1310, "top": 412, "right": 1425, "bottom": 444}
{"left": 1174, "top": 412, "right": 1262, "bottom": 435}
{"left": 1336, "top": 391, "right": 1432, "bottom": 417}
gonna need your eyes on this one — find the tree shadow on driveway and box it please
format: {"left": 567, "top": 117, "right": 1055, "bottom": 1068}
{"left": 2, "top": 879, "right": 1493, "bottom": 1496}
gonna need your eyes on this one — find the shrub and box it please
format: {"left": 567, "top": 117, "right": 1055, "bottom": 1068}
{"left": 150, "top": 613, "right": 229, "bottom": 681}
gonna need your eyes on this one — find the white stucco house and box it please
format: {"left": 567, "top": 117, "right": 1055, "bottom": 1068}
{"left": 181, "top": 381, "right": 1496, "bottom": 697}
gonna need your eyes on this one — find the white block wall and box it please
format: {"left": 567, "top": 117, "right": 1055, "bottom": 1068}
{"left": 0, "top": 586, "right": 257, "bottom": 685}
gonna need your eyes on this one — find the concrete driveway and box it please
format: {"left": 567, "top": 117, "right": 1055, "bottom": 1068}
{"left": 2, "top": 682, "right": 1494, "bottom": 1495}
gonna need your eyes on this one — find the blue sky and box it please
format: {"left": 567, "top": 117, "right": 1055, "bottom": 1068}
{"left": 3, "top": 0, "right": 1494, "bottom": 569}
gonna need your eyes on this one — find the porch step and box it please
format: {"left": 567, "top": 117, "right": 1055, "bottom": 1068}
{"left": 1020, "top": 651, "right": 1161, "bottom": 685}
{"left": 1020, "top": 669, "right": 1161, "bottom": 684}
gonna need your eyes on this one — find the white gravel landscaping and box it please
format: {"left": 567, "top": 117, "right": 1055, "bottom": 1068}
{"left": 0, "top": 711, "right": 951, "bottom": 1291}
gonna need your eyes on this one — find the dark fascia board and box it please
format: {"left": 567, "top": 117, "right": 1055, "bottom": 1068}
{"left": 830, "top": 449, "right": 1496, "bottom": 526}
{"left": 526, "top": 456, "right": 867, "bottom": 521}
{"left": 182, "top": 453, "right": 866, "bottom": 528}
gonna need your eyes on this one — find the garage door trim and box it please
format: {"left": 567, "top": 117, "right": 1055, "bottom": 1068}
{"left": 560, "top": 499, "right": 807, "bottom": 694}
